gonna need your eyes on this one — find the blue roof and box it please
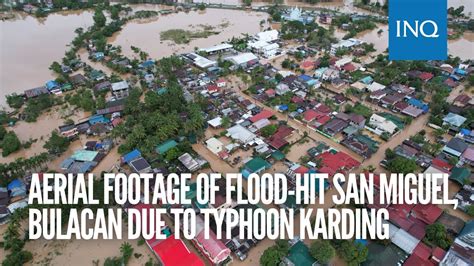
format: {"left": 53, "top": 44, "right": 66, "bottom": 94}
{"left": 460, "top": 128, "right": 471, "bottom": 136}
{"left": 88, "top": 115, "right": 110, "bottom": 125}
{"left": 279, "top": 105, "right": 289, "bottom": 111}
{"left": 46, "top": 80, "right": 59, "bottom": 90}
{"left": 60, "top": 158, "right": 75, "bottom": 169}
{"left": 156, "top": 88, "right": 168, "bottom": 95}
{"left": 360, "top": 76, "right": 373, "bottom": 84}
{"left": 299, "top": 74, "right": 312, "bottom": 82}
{"left": 454, "top": 68, "right": 467, "bottom": 75}
{"left": 407, "top": 98, "right": 429, "bottom": 112}
{"left": 122, "top": 149, "right": 141, "bottom": 164}
{"left": 7, "top": 179, "right": 24, "bottom": 190}
{"left": 139, "top": 60, "right": 155, "bottom": 68}
{"left": 94, "top": 52, "right": 105, "bottom": 59}
{"left": 241, "top": 169, "right": 251, "bottom": 179}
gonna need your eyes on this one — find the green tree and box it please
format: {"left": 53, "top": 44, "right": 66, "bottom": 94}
{"left": 426, "top": 223, "right": 452, "bottom": 249}
{"left": 50, "top": 61, "right": 62, "bottom": 74}
{"left": 120, "top": 242, "right": 134, "bottom": 265}
{"left": 6, "top": 93, "right": 24, "bottom": 109}
{"left": 260, "top": 240, "right": 289, "bottom": 266}
{"left": 310, "top": 240, "right": 335, "bottom": 264}
{"left": 43, "top": 130, "right": 70, "bottom": 155}
{"left": 336, "top": 240, "right": 368, "bottom": 265}
{"left": 387, "top": 157, "right": 417, "bottom": 174}
{"left": 260, "top": 124, "right": 278, "bottom": 137}
{"left": 93, "top": 8, "right": 106, "bottom": 28}
{"left": 1, "top": 131, "right": 21, "bottom": 156}
{"left": 467, "top": 205, "right": 474, "bottom": 217}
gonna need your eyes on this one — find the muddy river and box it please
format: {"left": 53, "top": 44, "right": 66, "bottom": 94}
{"left": 0, "top": 11, "right": 94, "bottom": 108}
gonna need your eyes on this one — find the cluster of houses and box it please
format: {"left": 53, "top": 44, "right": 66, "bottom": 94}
{"left": 366, "top": 178, "right": 473, "bottom": 266}
{"left": 0, "top": 178, "right": 29, "bottom": 224}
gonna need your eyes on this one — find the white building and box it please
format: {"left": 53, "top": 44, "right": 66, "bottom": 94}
{"left": 248, "top": 41, "right": 279, "bottom": 58}
{"left": 206, "top": 138, "right": 224, "bottom": 155}
{"left": 256, "top": 30, "right": 279, "bottom": 42}
{"left": 225, "top": 53, "right": 258, "bottom": 66}
{"left": 227, "top": 124, "right": 256, "bottom": 144}
{"left": 111, "top": 81, "right": 129, "bottom": 99}
{"left": 330, "top": 38, "right": 363, "bottom": 55}
{"left": 367, "top": 81, "right": 386, "bottom": 92}
{"left": 368, "top": 114, "right": 398, "bottom": 135}
{"left": 199, "top": 43, "right": 233, "bottom": 55}
{"left": 207, "top": 117, "right": 223, "bottom": 128}
{"left": 185, "top": 53, "right": 217, "bottom": 69}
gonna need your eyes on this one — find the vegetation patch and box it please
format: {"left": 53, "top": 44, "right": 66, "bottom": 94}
{"left": 160, "top": 25, "right": 220, "bottom": 44}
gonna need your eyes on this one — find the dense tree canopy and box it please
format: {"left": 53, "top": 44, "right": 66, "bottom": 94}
{"left": 310, "top": 240, "right": 335, "bottom": 264}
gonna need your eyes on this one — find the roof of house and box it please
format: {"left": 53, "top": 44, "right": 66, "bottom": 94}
{"left": 156, "top": 140, "right": 178, "bottom": 154}
{"left": 443, "top": 113, "right": 467, "bottom": 127}
{"left": 195, "top": 226, "right": 231, "bottom": 264}
{"left": 367, "top": 82, "right": 386, "bottom": 92}
{"left": 449, "top": 167, "right": 471, "bottom": 185}
{"left": 111, "top": 81, "right": 129, "bottom": 91}
{"left": 411, "top": 204, "right": 442, "bottom": 224}
{"left": 418, "top": 72, "right": 434, "bottom": 81}
{"left": 24, "top": 86, "right": 49, "bottom": 98}
{"left": 437, "top": 212, "right": 465, "bottom": 235}
{"left": 130, "top": 157, "right": 151, "bottom": 172}
{"left": 249, "top": 109, "right": 273, "bottom": 123}
{"left": 431, "top": 158, "right": 452, "bottom": 172}
{"left": 302, "top": 109, "right": 319, "bottom": 122}
{"left": 245, "top": 157, "right": 271, "bottom": 173}
{"left": 402, "top": 105, "right": 424, "bottom": 117}
{"left": 286, "top": 241, "right": 316, "bottom": 266}
{"left": 122, "top": 149, "right": 141, "bottom": 164}
{"left": 316, "top": 151, "right": 360, "bottom": 174}
{"left": 445, "top": 137, "right": 468, "bottom": 154}
{"left": 323, "top": 118, "right": 349, "bottom": 134}
{"left": 71, "top": 150, "right": 99, "bottom": 162}
{"left": 152, "top": 236, "right": 205, "bottom": 266}
{"left": 462, "top": 147, "right": 474, "bottom": 161}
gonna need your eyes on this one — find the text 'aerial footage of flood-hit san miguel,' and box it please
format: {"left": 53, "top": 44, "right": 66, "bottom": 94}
{"left": 0, "top": 0, "right": 474, "bottom": 265}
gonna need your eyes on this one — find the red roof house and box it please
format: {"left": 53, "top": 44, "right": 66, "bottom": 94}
{"left": 431, "top": 158, "right": 453, "bottom": 173}
{"left": 418, "top": 72, "right": 434, "bottom": 81}
{"left": 316, "top": 151, "right": 360, "bottom": 174}
{"left": 303, "top": 109, "right": 319, "bottom": 122}
{"left": 151, "top": 236, "right": 205, "bottom": 266}
{"left": 191, "top": 216, "right": 232, "bottom": 265}
{"left": 249, "top": 109, "right": 273, "bottom": 123}
{"left": 342, "top": 63, "right": 357, "bottom": 72}
{"left": 207, "top": 84, "right": 220, "bottom": 93}
{"left": 265, "top": 89, "right": 276, "bottom": 98}
{"left": 411, "top": 204, "right": 443, "bottom": 225}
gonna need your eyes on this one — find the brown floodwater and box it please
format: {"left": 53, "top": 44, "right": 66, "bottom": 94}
{"left": 1, "top": 1, "right": 472, "bottom": 109}
{"left": 356, "top": 24, "right": 474, "bottom": 60}
{"left": 0, "top": 10, "right": 94, "bottom": 109}
{"left": 108, "top": 8, "right": 268, "bottom": 59}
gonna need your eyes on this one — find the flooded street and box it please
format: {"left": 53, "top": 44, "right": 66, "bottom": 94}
{"left": 0, "top": 107, "right": 90, "bottom": 164}
{"left": 0, "top": 11, "right": 94, "bottom": 108}
{"left": 109, "top": 8, "right": 268, "bottom": 59}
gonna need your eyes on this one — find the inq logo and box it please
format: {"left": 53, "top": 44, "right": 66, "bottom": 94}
{"left": 396, "top": 20, "right": 439, "bottom": 38}
{"left": 389, "top": 0, "right": 447, "bottom": 60}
